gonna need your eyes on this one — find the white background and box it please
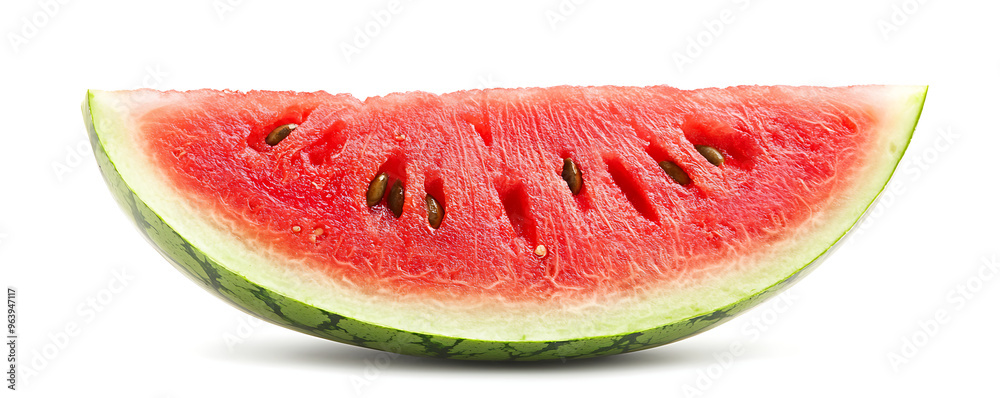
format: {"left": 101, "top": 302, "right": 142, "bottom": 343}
{"left": 2, "top": 0, "right": 998, "bottom": 397}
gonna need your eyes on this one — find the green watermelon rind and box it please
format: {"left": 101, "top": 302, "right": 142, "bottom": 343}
{"left": 83, "top": 87, "right": 926, "bottom": 361}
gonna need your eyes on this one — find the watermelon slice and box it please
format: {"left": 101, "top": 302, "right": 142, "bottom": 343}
{"left": 83, "top": 85, "right": 926, "bottom": 360}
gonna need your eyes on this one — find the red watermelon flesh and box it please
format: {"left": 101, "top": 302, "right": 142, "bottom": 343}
{"left": 88, "top": 85, "right": 924, "bottom": 345}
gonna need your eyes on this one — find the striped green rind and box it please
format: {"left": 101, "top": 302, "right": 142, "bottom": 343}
{"left": 83, "top": 87, "right": 925, "bottom": 361}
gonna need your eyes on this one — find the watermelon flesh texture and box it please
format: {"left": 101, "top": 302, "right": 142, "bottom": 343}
{"left": 85, "top": 85, "right": 926, "bottom": 360}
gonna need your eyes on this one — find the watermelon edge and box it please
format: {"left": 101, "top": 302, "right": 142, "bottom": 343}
{"left": 82, "top": 86, "right": 925, "bottom": 361}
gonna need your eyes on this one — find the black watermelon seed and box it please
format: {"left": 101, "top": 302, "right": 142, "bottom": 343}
{"left": 695, "top": 145, "right": 724, "bottom": 166}
{"left": 366, "top": 173, "right": 389, "bottom": 207}
{"left": 265, "top": 123, "right": 297, "bottom": 146}
{"left": 658, "top": 161, "right": 691, "bottom": 185}
{"left": 388, "top": 181, "right": 404, "bottom": 218}
{"left": 425, "top": 194, "right": 444, "bottom": 229}
{"left": 561, "top": 158, "right": 583, "bottom": 195}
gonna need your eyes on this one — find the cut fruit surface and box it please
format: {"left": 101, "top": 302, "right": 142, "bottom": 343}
{"left": 85, "top": 85, "right": 926, "bottom": 360}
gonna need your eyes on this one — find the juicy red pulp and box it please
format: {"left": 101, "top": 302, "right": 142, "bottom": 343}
{"left": 141, "top": 86, "right": 878, "bottom": 302}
